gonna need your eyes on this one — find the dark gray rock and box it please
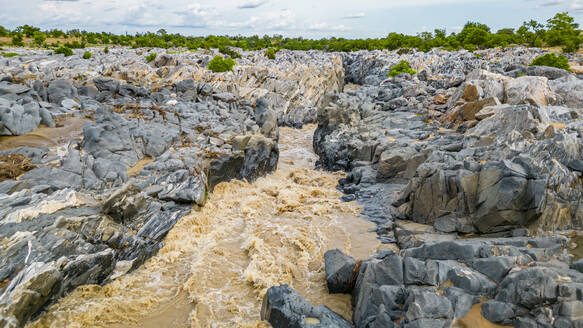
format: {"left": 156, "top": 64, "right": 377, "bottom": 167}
{"left": 260, "top": 284, "right": 353, "bottom": 328}
{"left": 47, "top": 79, "right": 76, "bottom": 104}
{"left": 93, "top": 78, "right": 120, "bottom": 93}
{"left": 324, "top": 249, "right": 356, "bottom": 294}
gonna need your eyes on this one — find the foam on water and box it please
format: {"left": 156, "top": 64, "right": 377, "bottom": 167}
{"left": 28, "top": 125, "right": 381, "bottom": 328}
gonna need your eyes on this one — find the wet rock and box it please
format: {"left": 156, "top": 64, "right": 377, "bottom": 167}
{"left": 324, "top": 249, "right": 356, "bottom": 294}
{"left": 261, "top": 284, "right": 353, "bottom": 328}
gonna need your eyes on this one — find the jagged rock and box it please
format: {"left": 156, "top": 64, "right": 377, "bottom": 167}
{"left": 261, "top": 284, "right": 353, "bottom": 328}
{"left": 504, "top": 76, "right": 554, "bottom": 105}
{"left": 0, "top": 81, "right": 30, "bottom": 96}
{"left": 47, "top": 79, "right": 76, "bottom": 104}
{"left": 93, "top": 78, "right": 120, "bottom": 93}
{"left": 0, "top": 101, "right": 42, "bottom": 135}
{"left": 324, "top": 249, "right": 356, "bottom": 294}
{"left": 526, "top": 65, "right": 570, "bottom": 80}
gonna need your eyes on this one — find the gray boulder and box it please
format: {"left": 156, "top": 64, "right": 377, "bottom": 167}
{"left": 324, "top": 249, "right": 356, "bottom": 294}
{"left": 260, "top": 284, "right": 353, "bottom": 328}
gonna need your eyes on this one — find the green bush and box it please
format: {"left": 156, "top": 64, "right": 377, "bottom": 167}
{"left": 11, "top": 34, "right": 24, "bottom": 47}
{"left": 265, "top": 48, "right": 276, "bottom": 59}
{"left": 54, "top": 46, "right": 73, "bottom": 56}
{"left": 82, "top": 51, "right": 91, "bottom": 59}
{"left": 530, "top": 53, "right": 570, "bottom": 71}
{"left": 207, "top": 55, "right": 236, "bottom": 72}
{"left": 104, "top": 46, "right": 109, "bottom": 54}
{"left": 388, "top": 60, "right": 417, "bottom": 77}
{"left": 218, "top": 46, "right": 241, "bottom": 59}
{"left": 145, "top": 52, "right": 157, "bottom": 62}
{"left": 1, "top": 52, "right": 20, "bottom": 58}
{"left": 562, "top": 37, "right": 581, "bottom": 53}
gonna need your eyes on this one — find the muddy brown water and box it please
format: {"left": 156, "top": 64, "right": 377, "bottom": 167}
{"left": 0, "top": 118, "right": 87, "bottom": 151}
{"left": 27, "top": 125, "right": 382, "bottom": 328}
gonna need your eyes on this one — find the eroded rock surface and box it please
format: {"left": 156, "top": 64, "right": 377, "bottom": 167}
{"left": 0, "top": 47, "right": 346, "bottom": 327}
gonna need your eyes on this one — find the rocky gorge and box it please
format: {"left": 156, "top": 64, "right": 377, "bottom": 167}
{"left": 0, "top": 45, "right": 581, "bottom": 328}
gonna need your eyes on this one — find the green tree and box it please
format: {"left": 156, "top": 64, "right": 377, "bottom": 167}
{"left": 545, "top": 12, "right": 581, "bottom": 52}
{"left": 16, "top": 25, "right": 40, "bottom": 37}
{"left": 457, "top": 21, "right": 492, "bottom": 48}
{"left": 517, "top": 20, "right": 546, "bottom": 47}
{"left": 33, "top": 32, "right": 46, "bottom": 46}
{"left": 11, "top": 33, "right": 24, "bottom": 47}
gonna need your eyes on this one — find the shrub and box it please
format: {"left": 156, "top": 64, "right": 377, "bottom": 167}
{"left": 265, "top": 47, "right": 276, "bottom": 59}
{"left": 145, "top": 52, "right": 157, "bottom": 63}
{"left": 530, "top": 53, "right": 571, "bottom": 71}
{"left": 2, "top": 52, "right": 20, "bottom": 58}
{"left": 82, "top": 51, "right": 91, "bottom": 59}
{"left": 63, "top": 41, "right": 85, "bottom": 49}
{"left": 388, "top": 60, "right": 417, "bottom": 77}
{"left": 463, "top": 44, "right": 476, "bottom": 52}
{"left": 11, "top": 34, "right": 24, "bottom": 47}
{"left": 397, "top": 48, "right": 410, "bottom": 55}
{"left": 218, "top": 46, "right": 241, "bottom": 59}
{"left": 104, "top": 46, "right": 109, "bottom": 54}
{"left": 208, "top": 55, "right": 236, "bottom": 72}
{"left": 562, "top": 36, "right": 581, "bottom": 53}
{"left": 54, "top": 46, "right": 73, "bottom": 56}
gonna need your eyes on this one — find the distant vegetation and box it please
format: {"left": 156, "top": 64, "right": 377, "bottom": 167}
{"left": 218, "top": 46, "right": 241, "bottom": 59}
{"left": 207, "top": 55, "right": 236, "bottom": 72}
{"left": 388, "top": 60, "right": 417, "bottom": 77}
{"left": 530, "top": 53, "right": 571, "bottom": 71}
{"left": 0, "top": 12, "right": 581, "bottom": 53}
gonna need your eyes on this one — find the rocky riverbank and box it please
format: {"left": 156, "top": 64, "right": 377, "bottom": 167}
{"left": 265, "top": 47, "right": 583, "bottom": 327}
{"left": 0, "top": 47, "right": 343, "bottom": 327}
{"left": 2, "top": 45, "right": 583, "bottom": 328}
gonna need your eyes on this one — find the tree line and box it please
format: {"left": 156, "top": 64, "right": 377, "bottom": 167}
{"left": 0, "top": 12, "right": 580, "bottom": 53}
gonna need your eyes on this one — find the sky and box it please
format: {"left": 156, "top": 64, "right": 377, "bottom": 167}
{"left": 0, "top": 0, "right": 582, "bottom": 38}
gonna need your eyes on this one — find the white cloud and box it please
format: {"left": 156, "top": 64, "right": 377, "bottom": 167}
{"left": 342, "top": 12, "right": 365, "bottom": 19}
{"left": 237, "top": 0, "right": 268, "bottom": 9}
{"left": 308, "top": 22, "right": 351, "bottom": 31}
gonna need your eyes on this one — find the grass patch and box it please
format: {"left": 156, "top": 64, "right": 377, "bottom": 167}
{"left": 1, "top": 52, "right": 20, "bottom": 58}
{"left": 0, "top": 154, "right": 35, "bottom": 182}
